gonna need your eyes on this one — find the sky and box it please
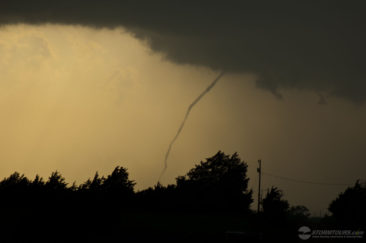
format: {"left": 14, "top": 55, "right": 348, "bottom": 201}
{"left": 0, "top": 1, "right": 365, "bottom": 214}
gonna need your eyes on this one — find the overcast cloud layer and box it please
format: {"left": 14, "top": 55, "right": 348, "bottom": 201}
{"left": 1, "top": 0, "right": 365, "bottom": 102}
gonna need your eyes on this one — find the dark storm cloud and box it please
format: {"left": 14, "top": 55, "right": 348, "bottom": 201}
{"left": 1, "top": 0, "right": 365, "bottom": 102}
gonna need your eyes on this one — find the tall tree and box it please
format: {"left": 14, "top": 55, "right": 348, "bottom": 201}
{"left": 262, "top": 186, "right": 289, "bottom": 221}
{"left": 176, "top": 151, "right": 253, "bottom": 211}
{"left": 45, "top": 171, "right": 68, "bottom": 191}
{"left": 103, "top": 166, "right": 135, "bottom": 195}
{"left": 328, "top": 180, "right": 366, "bottom": 226}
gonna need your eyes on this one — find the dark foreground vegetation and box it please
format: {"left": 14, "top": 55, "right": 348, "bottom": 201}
{"left": 0, "top": 151, "right": 364, "bottom": 242}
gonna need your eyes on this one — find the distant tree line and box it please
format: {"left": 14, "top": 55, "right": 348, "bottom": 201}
{"left": 0, "top": 151, "right": 364, "bottom": 242}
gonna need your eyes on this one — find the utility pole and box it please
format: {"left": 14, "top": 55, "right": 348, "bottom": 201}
{"left": 257, "top": 159, "right": 262, "bottom": 213}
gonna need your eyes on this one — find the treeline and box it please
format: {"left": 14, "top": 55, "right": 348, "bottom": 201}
{"left": 0, "top": 152, "right": 253, "bottom": 213}
{"left": 0, "top": 151, "right": 364, "bottom": 242}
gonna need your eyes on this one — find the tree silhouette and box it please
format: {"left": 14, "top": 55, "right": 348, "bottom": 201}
{"left": 45, "top": 171, "right": 68, "bottom": 191}
{"left": 0, "top": 158, "right": 362, "bottom": 242}
{"left": 288, "top": 205, "right": 310, "bottom": 220}
{"left": 328, "top": 180, "right": 366, "bottom": 226}
{"left": 176, "top": 151, "right": 253, "bottom": 211}
{"left": 32, "top": 174, "right": 45, "bottom": 187}
{"left": 79, "top": 172, "right": 104, "bottom": 192}
{"left": 0, "top": 172, "right": 30, "bottom": 192}
{"left": 262, "top": 186, "right": 289, "bottom": 222}
{"left": 103, "top": 166, "right": 135, "bottom": 194}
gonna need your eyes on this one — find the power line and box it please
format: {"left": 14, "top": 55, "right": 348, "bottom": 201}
{"left": 262, "top": 171, "right": 354, "bottom": 186}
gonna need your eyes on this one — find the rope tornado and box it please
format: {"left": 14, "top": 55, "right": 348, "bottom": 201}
{"left": 158, "top": 71, "right": 225, "bottom": 182}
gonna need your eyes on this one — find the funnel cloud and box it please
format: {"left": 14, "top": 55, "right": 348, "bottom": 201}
{"left": 158, "top": 72, "right": 225, "bottom": 182}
